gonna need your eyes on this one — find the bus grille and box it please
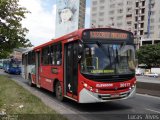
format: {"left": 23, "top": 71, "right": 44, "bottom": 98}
{"left": 98, "top": 91, "right": 130, "bottom": 100}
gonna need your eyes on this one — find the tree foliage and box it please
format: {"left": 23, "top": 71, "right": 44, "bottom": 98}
{"left": 0, "top": 0, "right": 32, "bottom": 58}
{"left": 136, "top": 44, "right": 160, "bottom": 68}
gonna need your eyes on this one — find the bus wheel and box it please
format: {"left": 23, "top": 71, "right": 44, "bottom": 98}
{"left": 28, "top": 74, "right": 33, "bottom": 87}
{"left": 55, "top": 81, "right": 63, "bottom": 101}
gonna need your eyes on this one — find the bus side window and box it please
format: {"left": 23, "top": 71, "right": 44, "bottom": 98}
{"left": 51, "top": 43, "right": 62, "bottom": 66}
{"left": 56, "top": 44, "right": 62, "bottom": 65}
{"left": 42, "top": 46, "right": 50, "bottom": 65}
{"left": 51, "top": 45, "right": 56, "bottom": 65}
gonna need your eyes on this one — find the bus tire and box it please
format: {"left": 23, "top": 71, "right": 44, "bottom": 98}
{"left": 55, "top": 81, "right": 63, "bottom": 101}
{"left": 28, "top": 74, "right": 33, "bottom": 87}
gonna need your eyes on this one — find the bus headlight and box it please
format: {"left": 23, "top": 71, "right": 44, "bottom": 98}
{"left": 84, "top": 83, "right": 88, "bottom": 87}
{"left": 90, "top": 87, "right": 93, "bottom": 91}
{"left": 95, "top": 89, "right": 99, "bottom": 93}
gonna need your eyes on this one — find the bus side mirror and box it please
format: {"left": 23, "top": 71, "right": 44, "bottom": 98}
{"left": 77, "top": 42, "right": 84, "bottom": 62}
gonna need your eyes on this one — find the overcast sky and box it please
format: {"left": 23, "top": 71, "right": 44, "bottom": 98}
{"left": 19, "top": 0, "right": 91, "bottom": 46}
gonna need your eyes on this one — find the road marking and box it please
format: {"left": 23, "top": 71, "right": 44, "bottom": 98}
{"left": 137, "top": 93, "right": 160, "bottom": 100}
{"left": 145, "top": 108, "right": 160, "bottom": 114}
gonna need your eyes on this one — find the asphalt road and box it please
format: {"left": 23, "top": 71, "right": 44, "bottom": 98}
{"left": 0, "top": 71, "right": 160, "bottom": 120}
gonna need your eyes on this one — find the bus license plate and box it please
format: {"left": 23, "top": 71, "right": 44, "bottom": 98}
{"left": 111, "top": 94, "right": 120, "bottom": 98}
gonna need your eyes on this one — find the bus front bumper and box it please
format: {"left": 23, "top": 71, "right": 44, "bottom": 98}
{"left": 79, "top": 86, "right": 136, "bottom": 103}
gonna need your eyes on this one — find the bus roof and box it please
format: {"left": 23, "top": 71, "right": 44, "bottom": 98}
{"left": 22, "top": 47, "right": 34, "bottom": 54}
{"left": 34, "top": 28, "right": 133, "bottom": 50}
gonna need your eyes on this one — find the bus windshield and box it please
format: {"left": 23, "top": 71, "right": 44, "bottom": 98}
{"left": 10, "top": 61, "right": 21, "bottom": 68}
{"left": 81, "top": 43, "right": 135, "bottom": 75}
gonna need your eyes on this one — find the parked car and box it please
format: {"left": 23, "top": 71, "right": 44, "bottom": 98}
{"left": 145, "top": 73, "right": 159, "bottom": 78}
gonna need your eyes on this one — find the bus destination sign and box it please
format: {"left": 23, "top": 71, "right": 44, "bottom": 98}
{"left": 90, "top": 31, "right": 128, "bottom": 40}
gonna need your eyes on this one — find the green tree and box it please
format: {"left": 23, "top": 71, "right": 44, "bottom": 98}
{"left": 136, "top": 44, "right": 160, "bottom": 68}
{"left": 0, "top": 0, "right": 32, "bottom": 58}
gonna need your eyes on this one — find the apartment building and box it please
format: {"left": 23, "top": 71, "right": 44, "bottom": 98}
{"left": 91, "top": 0, "right": 135, "bottom": 32}
{"left": 90, "top": 0, "right": 160, "bottom": 46}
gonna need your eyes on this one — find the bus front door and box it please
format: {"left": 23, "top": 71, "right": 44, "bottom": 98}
{"left": 65, "top": 42, "right": 78, "bottom": 97}
{"left": 35, "top": 51, "right": 41, "bottom": 87}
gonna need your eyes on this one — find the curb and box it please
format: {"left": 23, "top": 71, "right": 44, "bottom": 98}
{"left": 137, "top": 81, "right": 160, "bottom": 97}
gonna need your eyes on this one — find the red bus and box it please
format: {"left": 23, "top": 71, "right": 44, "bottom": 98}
{"left": 22, "top": 28, "right": 136, "bottom": 103}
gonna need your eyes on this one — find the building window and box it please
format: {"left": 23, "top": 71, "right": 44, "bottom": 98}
{"left": 117, "top": 9, "right": 123, "bottom": 13}
{"left": 118, "top": 2, "right": 123, "bottom": 6}
{"left": 100, "top": 6, "right": 105, "bottom": 10}
{"left": 134, "top": 31, "right": 137, "bottom": 36}
{"left": 127, "top": 1, "right": 132, "bottom": 5}
{"left": 150, "top": 26, "right": 154, "bottom": 30}
{"left": 142, "top": 8, "right": 145, "bottom": 14}
{"left": 127, "top": 7, "right": 132, "bottom": 13}
{"left": 98, "top": 25, "right": 103, "bottom": 28}
{"left": 92, "top": 13, "right": 97, "bottom": 17}
{"left": 135, "top": 24, "right": 137, "bottom": 29}
{"left": 110, "top": 17, "right": 114, "bottom": 21}
{"left": 136, "top": 9, "right": 138, "bottom": 15}
{"left": 99, "top": 18, "right": 104, "bottom": 21}
{"left": 142, "top": 1, "right": 145, "bottom": 6}
{"left": 110, "top": 0, "right": 116, "bottom": 2}
{"left": 150, "top": 18, "right": 154, "bottom": 23}
{"left": 93, "top": 1, "right": 97, "bottom": 5}
{"left": 141, "top": 23, "right": 144, "bottom": 28}
{"left": 117, "top": 16, "right": 123, "bottom": 20}
{"left": 127, "top": 21, "right": 132, "bottom": 26}
{"left": 140, "top": 30, "right": 143, "bottom": 35}
{"left": 126, "top": 14, "right": 132, "bottom": 18}
{"left": 117, "top": 22, "right": 122, "bottom": 27}
{"left": 135, "top": 16, "right": 138, "bottom": 21}
{"left": 100, "top": 0, "right": 105, "bottom": 3}
{"left": 109, "top": 10, "right": 114, "bottom": 14}
{"left": 92, "top": 7, "right": 97, "bottom": 11}
{"left": 92, "top": 20, "right": 96, "bottom": 23}
{"left": 99, "top": 12, "right": 104, "bottom": 16}
{"left": 141, "top": 16, "right": 145, "bottom": 21}
{"left": 110, "top": 4, "right": 115, "bottom": 8}
{"left": 136, "top": 2, "right": 139, "bottom": 7}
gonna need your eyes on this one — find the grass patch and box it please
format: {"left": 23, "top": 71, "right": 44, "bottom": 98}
{"left": 0, "top": 75, "right": 67, "bottom": 120}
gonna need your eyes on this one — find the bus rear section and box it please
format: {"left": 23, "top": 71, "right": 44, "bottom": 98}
{"left": 22, "top": 50, "right": 36, "bottom": 86}
{"left": 3, "top": 59, "right": 21, "bottom": 74}
{"left": 23, "top": 28, "right": 136, "bottom": 103}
